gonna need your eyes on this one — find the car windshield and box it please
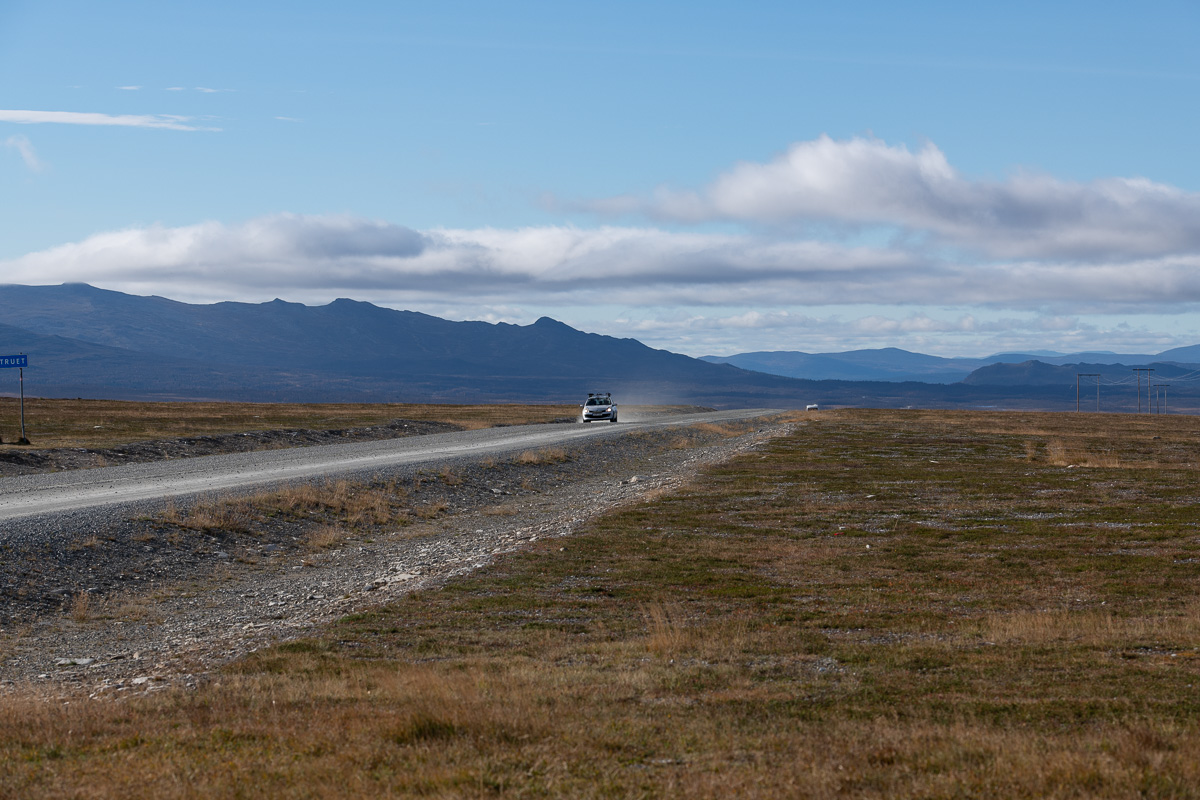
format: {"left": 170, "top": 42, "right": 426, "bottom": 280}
{"left": 586, "top": 398, "right": 610, "bottom": 406}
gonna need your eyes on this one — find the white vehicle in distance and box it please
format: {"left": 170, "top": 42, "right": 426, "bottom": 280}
{"left": 580, "top": 392, "right": 618, "bottom": 423}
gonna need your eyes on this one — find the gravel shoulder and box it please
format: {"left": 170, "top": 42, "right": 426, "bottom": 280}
{"left": 0, "top": 419, "right": 467, "bottom": 478}
{"left": 0, "top": 414, "right": 794, "bottom": 698}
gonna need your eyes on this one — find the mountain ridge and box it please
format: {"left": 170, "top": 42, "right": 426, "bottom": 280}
{"left": 0, "top": 284, "right": 802, "bottom": 406}
{"left": 702, "top": 344, "right": 1200, "bottom": 384}
{"left": 2, "top": 283, "right": 1198, "bottom": 412}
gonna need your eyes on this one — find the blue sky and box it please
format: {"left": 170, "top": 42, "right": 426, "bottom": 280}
{"left": 3, "top": 1, "right": 1200, "bottom": 357}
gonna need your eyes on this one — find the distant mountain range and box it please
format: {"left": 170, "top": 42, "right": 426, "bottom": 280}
{"left": 701, "top": 346, "right": 1200, "bottom": 384}
{"left": 0, "top": 283, "right": 1197, "bottom": 412}
{"left": 0, "top": 283, "right": 806, "bottom": 406}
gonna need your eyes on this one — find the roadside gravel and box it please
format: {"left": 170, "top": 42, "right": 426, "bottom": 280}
{"left": 0, "top": 415, "right": 794, "bottom": 698}
{"left": 0, "top": 419, "right": 464, "bottom": 478}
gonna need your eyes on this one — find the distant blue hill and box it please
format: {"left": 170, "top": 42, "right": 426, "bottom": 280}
{"left": 703, "top": 349, "right": 994, "bottom": 383}
{"left": 962, "top": 359, "right": 1200, "bottom": 385}
{"left": 1156, "top": 343, "right": 1200, "bottom": 362}
{"left": 702, "top": 346, "right": 1200, "bottom": 383}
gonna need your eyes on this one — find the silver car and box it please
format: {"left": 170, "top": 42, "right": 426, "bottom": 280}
{"left": 580, "top": 392, "right": 618, "bottom": 423}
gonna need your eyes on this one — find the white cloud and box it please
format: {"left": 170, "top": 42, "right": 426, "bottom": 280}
{"left": 0, "top": 109, "right": 217, "bottom": 131}
{"left": 3, "top": 135, "right": 43, "bottom": 171}
{"left": 5, "top": 212, "right": 1199, "bottom": 356}
{"left": 586, "top": 135, "right": 1200, "bottom": 261}
{"left": 117, "top": 85, "right": 142, "bottom": 91}
{"left": 8, "top": 133, "right": 1198, "bottom": 356}
{"left": 6, "top": 214, "right": 1200, "bottom": 314}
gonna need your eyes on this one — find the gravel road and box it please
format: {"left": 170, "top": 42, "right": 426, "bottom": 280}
{"left": 0, "top": 409, "right": 791, "bottom": 697}
{"left": 0, "top": 409, "right": 775, "bottom": 524}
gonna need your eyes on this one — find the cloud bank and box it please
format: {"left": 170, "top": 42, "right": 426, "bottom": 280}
{"left": 6, "top": 136, "right": 1200, "bottom": 354}
{"left": 5, "top": 212, "right": 1200, "bottom": 313}
{"left": 589, "top": 136, "right": 1200, "bottom": 261}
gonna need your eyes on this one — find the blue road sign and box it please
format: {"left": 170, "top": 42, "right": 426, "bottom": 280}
{"left": 0, "top": 355, "right": 27, "bottom": 368}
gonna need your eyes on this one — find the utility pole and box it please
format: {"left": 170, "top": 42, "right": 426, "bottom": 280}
{"left": 1154, "top": 384, "right": 1170, "bottom": 415}
{"left": 1077, "top": 373, "right": 1101, "bottom": 412}
{"left": 1133, "top": 368, "right": 1154, "bottom": 413}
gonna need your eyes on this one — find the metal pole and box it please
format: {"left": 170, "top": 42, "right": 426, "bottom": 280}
{"left": 18, "top": 363, "right": 27, "bottom": 444}
{"left": 1154, "top": 384, "right": 1170, "bottom": 416}
{"left": 1132, "top": 369, "right": 1154, "bottom": 413}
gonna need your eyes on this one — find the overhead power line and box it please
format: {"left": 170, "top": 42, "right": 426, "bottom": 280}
{"left": 1133, "top": 368, "right": 1155, "bottom": 413}
{"left": 1076, "top": 373, "right": 1101, "bottom": 412}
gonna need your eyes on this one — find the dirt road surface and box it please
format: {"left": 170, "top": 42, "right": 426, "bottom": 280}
{"left": 0, "top": 410, "right": 775, "bottom": 523}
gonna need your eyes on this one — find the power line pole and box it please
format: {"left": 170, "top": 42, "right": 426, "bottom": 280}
{"left": 1133, "top": 368, "right": 1154, "bottom": 413}
{"left": 1076, "top": 373, "right": 1101, "bottom": 412}
{"left": 1154, "top": 383, "right": 1170, "bottom": 415}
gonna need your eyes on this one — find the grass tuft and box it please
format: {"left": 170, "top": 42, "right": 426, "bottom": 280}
{"left": 643, "top": 603, "right": 690, "bottom": 657}
{"left": 515, "top": 448, "right": 569, "bottom": 465}
{"left": 67, "top": 591, "right": 93, "bottom": 623}
{"left": 303, "top": 524, "right": 349, "bottom": 551}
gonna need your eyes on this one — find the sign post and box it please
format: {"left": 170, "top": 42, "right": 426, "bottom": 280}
{"left": 0, "top": 354, "right": 29, "bottom": 444}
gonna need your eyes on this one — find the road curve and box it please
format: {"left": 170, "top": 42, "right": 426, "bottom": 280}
{"left": 0, "top": 409, "right": 780, "bottom": 522}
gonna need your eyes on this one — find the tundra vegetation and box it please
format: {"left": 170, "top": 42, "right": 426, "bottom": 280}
{"left": 0, "top": 398, "right": 581, "bottom": 449}
{"left": 3, "top": 408, "right": 1200, "bottom": 797}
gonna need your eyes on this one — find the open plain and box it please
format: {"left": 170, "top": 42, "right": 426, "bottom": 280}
{"left": 0, "top": 406, "right": 1198, "bottom": 797}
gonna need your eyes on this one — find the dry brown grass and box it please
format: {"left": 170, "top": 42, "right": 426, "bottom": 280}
{"left": 159, "top": 497, "right": 253, "bottom": 533}
{"left": 159, "top": 479, "right": 410, "bottom": 534}
{"left": 7, "top": 409, "right": 1200, "bottom": 797}
{"left": 66, "top": 534, "right": 101, "bottom": 551}
{"left": 100, "top": 592, "right": 158, "bottom": 623}
{"left": 1044, "top": 437, "right": 1122, "bottom": 467}
{"left": 0, "top": 398, "right": 578, "bottom": 450}
{"left": 667, "top": 419, "right": 760, "bottom": 450}
{"left": 303, "top": 524, "right": 350, "bottom": 551}
{"left": 66, "top": 592, "right": 93, "bottom": 623}
{"left": 688, "top": 421, "right": 741, "bottom": 437}
{"left": 643, "top": 603, "right": 691, "bottom": 657}
{"left": 981, "top": 599, "right": 1200, "bottom": 645}
{"left": 514, "top": 447, "right": 568, "bottom": 465}
{"left": 0, "top": 673, "right": 1193, "bottom": 799}
{"left": 414, "top": 500, "right": 448, "bottom": 519}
